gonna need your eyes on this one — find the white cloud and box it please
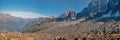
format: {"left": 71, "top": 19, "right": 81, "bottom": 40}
{"left": 0, "top": 11, "right": 47, "bottom": 18}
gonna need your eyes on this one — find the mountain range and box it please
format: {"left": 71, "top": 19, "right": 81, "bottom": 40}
{"left": 0, "top": 0, "right": 119, "bottom": 32}
{"left": 23, "top": 0, "right": 120, "bottom": 36}
{"left": 0, "top": 0, "right": 119, "bottom": 40}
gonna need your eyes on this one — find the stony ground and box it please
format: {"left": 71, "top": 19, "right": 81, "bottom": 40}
{"left": 0, "top": 20, "right": 120, "bottom": 40}
{"left": 0, "top": 30, "right": 120, "bottom": 40}
{"left": 0, "top": 30, "right": 55, "bottom": 40}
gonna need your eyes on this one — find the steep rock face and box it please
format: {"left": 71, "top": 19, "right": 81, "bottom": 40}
{"left": 55, "top": 10, "right": 76, "bottom": 22}
{"left": 77, "top": 0, "right": 120, "bottom": 21}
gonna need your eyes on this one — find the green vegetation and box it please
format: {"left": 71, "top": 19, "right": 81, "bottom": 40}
{"left": 7, "top": 37, "right": 11, "bottom": 40}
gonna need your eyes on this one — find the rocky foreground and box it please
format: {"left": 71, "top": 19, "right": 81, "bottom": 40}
{"left": 0, "top": 30, "right": 55, "bottom": 40}
{"left": 0, "top": 30, "right": 119, "bottom": 40}
{"left": 0, "top": 21, "right": 120, "bottom": 40}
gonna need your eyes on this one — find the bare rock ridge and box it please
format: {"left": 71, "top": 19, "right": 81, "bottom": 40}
{"left": 77, "top": 0, "right": 120, "bottom": 21}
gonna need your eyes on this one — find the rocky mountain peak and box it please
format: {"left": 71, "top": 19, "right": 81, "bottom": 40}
{"left": 65, "top": 10, "right": 76, "bottom": 20}
{"left": 77, "top": 0, "right": 120, "bottom": 21}
{"left": 55, "top": 10, "right": 76, "bottom": 21}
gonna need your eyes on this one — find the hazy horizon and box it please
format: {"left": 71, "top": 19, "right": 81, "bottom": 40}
{"left": 0, "top": 0, "right": 90, "bottom": 18}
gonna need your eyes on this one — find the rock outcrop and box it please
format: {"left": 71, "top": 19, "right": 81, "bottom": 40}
{"left": 55, "top": 10, "right": 76, "bottom": 21}
{"left": 77, "top": 0, "right": 120, "bottom": 21}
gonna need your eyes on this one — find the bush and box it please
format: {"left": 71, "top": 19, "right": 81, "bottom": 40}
{"left": 7, "top": 37, "right": 11, "bottom": 40}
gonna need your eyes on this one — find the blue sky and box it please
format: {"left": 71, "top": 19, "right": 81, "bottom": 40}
{"left": 0, "top": 0, "right": 90, "bottom": 18}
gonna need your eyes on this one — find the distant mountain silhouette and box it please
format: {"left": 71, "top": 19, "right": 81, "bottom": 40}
{"left": 0, "top": 13, "right": 36, "bottom": 32}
